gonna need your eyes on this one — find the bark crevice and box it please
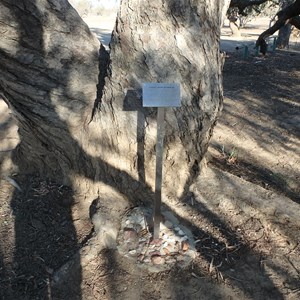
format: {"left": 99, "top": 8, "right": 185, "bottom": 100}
{"left": 90, "top": 44, "right": 110, "bottom": 122}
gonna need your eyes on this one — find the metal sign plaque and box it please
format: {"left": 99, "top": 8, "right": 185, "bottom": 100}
{"left": 142, "top": 83, "right": 181, "bottom": 107}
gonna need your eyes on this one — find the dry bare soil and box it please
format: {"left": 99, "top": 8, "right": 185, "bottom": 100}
{"left": 0, "top": 34, "right": 300, "bottom": 300}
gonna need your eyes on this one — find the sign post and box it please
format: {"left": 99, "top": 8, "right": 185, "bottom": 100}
{"left": 143, "top": 83, "right": 180, "bottom": 240}
{"left": 153, "top": 107, "right": 165, "bottom": 239}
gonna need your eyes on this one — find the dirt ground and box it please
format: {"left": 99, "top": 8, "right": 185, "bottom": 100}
{"left": 0, "top": 18, "right": 300, "bottom": 300}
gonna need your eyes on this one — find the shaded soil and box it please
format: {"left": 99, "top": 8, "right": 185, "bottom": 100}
{"left": 209, "top": 50, "right": 300, "bottom": 205}
{"left": 1, "top": 29, "right": 300, "bottom": 300}
{"left": 0, "top": 176, "right": 93, "bottom": 299}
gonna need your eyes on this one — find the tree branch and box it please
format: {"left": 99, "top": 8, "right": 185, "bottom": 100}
{"left": 256, "top": 0, "right": 300, "bottom": 54}
{"left": 289, "top": 15, "right": 300, "bottom": 29}
{"left": 230, "top": 0, "right": 269, "bottom": 14}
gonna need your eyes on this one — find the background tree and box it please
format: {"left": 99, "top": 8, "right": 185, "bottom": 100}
{"left": 256, "top": 0, "right": 300, "bottom": 53}
{"left": 227, "top": 7, "right": 242, "bottom": 36}
{"left": 228, "top": 0, "right": 300, "bottom": 52}
{"left": 227, "top": 0, "right": 277, "bottom": 36}
{"left": 229, "top": 0, "right": 271, "bottom": 12}
{"left": 0, "top": 1, "right": 225, "bottom": 213}
{"left": 276, "top": 0, "right": 294, "bottom": 48}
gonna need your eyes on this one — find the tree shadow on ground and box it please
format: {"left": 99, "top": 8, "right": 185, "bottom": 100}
{"left": 181, "top": 168, "right": 300, "bottom": 298}
{"left": 223, "top": 51, "right": 300, "bottom": 142}
{"left": 209, "top": 143, "right": 300, "bottom": 204}
{"left": 162, "top": 167, "right": 288, "bottom": 299}
{"left": 210, "top": 50, "right": 300, "bottom": 205}
{"left": 0, "top": 250, "right": 13, "bottom": 299}
{"left": 0, "top": 1, "right": 84, "bottom": 299}
{"left": 7, "top": 177, "right": 82, "bottom": 299}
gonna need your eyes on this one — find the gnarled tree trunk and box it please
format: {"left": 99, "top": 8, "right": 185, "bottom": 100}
{"left": 0, "top": 0, "right": 224, "bottom": 205}
{"left": 277, "top": 23, "right": 292, "bottom": 48}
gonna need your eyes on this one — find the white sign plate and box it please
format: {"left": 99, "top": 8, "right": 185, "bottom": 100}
{"left": 142, "top": 83, "right": 181, "bottom": 107}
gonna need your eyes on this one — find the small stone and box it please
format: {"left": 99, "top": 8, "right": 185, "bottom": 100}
{"left": 164, "top": 220, "right": 173, "bottom": 229}
{"left": 125, "top": 219, "right": 131, "bottom": 225}
{"left": 137, "top": 244, "right": 146, "bottom": 253}
{"left": 167, "top": 236, "right": 178, "bottom": 244}
{"left": 163, "top": 234, "right": 169, "bottom": 240}
{"left": 180, "top": 236, "right": 188, "bottom": 242}
{"left": 151, "top": 255, "right": 165, "bottom": 265}
{"left": 174, "top": 227, "right": 180, "bottom": 232}
{"left": 150, "top": 238, "right": 163, "bottom": 246}
{"left": 165, "top": 243, "right": 173, "bottom": 250}
{"left": 149, "top": 250, "right": 161, "bottom": 257}
{"left": 178, "top": 230, "right": 185, "bottom": 236}
{"left": 123, "top": 228, "right": 138, "bottom": 241}
{"left": 123, "top": 228, "right": 139, "bottom": 251}
{"left": 138, "top": 254, "right": 144, "bottom": 261}
{"left": 181, "top": 241, "right": 190, "bottom": 251}
{"left": 162, "top": 247, "right": 170, "bottom": 255}
{"left": 162, "top": 241, "right": 169, "bottom": 247}
{"left": 128, "top": 249, "right": 137, "bottom": 256}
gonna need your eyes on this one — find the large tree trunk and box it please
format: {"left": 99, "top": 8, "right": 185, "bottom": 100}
{"left": 0, "top": 0, "right": 224, "bottom": 204}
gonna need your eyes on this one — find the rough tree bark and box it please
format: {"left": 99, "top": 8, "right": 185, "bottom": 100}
{"left": 0, "top": 0, "right": 224, "bottom": 205}
{"left": 277, "top": 22, "right": 292, "bottom": 48}
{"left": 276, "top": 0, "right": 294, "bottom": 49}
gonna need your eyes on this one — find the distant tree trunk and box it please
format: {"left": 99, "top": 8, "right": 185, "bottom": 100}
{"left": 277, "top": 23, "right": 292, "bottom": 48}
{"left": 276, "top": 0, "right": 294, "bottom": 49}
{"left": 222, "top": 0, "right": 231, "bottom": 26}
{"left": 229, "top": 19, "right": 241, "bottom": 36}
{"left": 228, "top": 8, "right": 241, "bottom": 37}
{"left": 0, "top": 0, "right": 224, "bottom": 204}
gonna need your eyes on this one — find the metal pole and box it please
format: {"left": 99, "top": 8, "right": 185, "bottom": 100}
{"left": 153, "top": 107, "right": 165, "bottom": 240}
